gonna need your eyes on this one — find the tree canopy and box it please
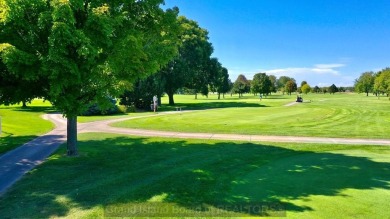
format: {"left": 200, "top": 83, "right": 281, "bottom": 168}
{"left": 354, "top": 72, "right": 375, "bottom": 96}
{"left": 0, "top": 0, "right": 181, "bottom": 155}
{"left": 374, "top": 68, "right": 390, "bottom": 98}
{"left": 277, "top": 76, "right": 295, "bottom": 94}
{"left": 160, "top": 16, "right": 213, "bottom": 105}
{"left": 285, "top": 80, "right": 297, "bottom": 95}
{"left": 251, "top": 73, "right": 271, "bottom": 96}
{"left": 328, "top": 84, "right": 339, "bottom": 94}
{"left": 313, "top": 86, "right": 320, "bottom": 93}
{"left": 233, "top": 74, "right": 250, "bottom": 97}
{"left": 301, "top": 83, "right": 311, "bottom": 94}
{"left": 268, "top": 75, "right": 277, "bottom": 93}
{"left": 209, "top": 58, "right": 230, "bottom": 99}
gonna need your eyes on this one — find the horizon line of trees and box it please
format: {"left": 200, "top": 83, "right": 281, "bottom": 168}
{"left": 231, "top": 73, "right": 351, "bottom": 97}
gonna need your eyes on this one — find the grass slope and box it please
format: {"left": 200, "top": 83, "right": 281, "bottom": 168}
{"left": 0, "top": 100, "right": 54, "bottom": 154}
{"left": 0, "top": 133, "right": 389, "bottom": 218}
{"left": 114, "top": 93, "right": 390, "bottom": 139}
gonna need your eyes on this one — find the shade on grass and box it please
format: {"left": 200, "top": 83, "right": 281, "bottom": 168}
{"left": 0, "top": 133, "right": 389, "bottom": 218}
{"left": 114, "top": 93, "right": 390, "bottom": 139}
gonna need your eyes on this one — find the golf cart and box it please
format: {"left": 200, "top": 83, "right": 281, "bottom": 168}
{"left": 296, "top": 95, "right": 303, "bottom": 102}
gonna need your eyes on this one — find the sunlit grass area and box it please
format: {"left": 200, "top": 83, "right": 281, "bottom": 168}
{"left": 161, "top": 92, "right": 294, "bottom": 109}
{"left": 0, "top": 133, "right": 389, "bottom": 218}
{"left": 1, "top": 93, "right": 388, "bottom": 155}
{"left": 0, "top": 100, "right": 54, "bottom": 154}
{"left": 114, "top": 93, "right": 390, "bottom": 139}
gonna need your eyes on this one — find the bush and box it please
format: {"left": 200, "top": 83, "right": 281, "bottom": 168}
{"left": 118, "top": 105, "right": 136, "bottom": 113}
{"left": 81, "top": 98, "right": 119, "bottom": 116}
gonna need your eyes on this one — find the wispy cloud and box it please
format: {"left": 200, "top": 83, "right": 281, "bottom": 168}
{"left": 265, "top": 66, "right": 340, "bottom": 77}
{"left": 314, "top": 63, "right": 345, "bottom": 69}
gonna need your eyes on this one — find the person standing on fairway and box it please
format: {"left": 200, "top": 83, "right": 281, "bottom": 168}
{"left": 153, "top": 95, "right": 158, "bottom": 112}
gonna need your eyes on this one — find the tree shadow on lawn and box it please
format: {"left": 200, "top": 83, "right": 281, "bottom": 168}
{"left": 0, "top": 134, "right": 40, "bottom": 155}
{"left": 1, "top": 137, "right": 389, "bottom": 218}
{"left": 11, "top": 106, "right": 55, "bottom": 113}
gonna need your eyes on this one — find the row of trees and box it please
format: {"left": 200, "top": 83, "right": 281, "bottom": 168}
{"left": 119, "top": 17, "right": 231, "bottom": 109}
{"left": 232, "top": 73, "right": 346, "bottom": 97}
{"left": 0, "top": 1, "right": 229, "bottom": 155}
{"left": 354, "top": 68, "right": 390, "bottom": 97}
{"left": 232, "top": 74, "right": 298, "bottom": 97}
{"left": 299, "top": 83, "right": 347, "bottom": 94}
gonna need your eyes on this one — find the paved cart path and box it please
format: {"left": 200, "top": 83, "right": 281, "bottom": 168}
{"left": 0, "top": 113, "right": 66, "bottom": 195}
{"left": 1, "top": 111, "right": 390, "bottom": 195}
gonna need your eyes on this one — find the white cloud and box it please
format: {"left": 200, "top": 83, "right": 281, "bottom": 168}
{"left": 314, "top": 63, "right": 345, "bottom": 69}
{"left": 265, "top": 66, "right": 339, "bottom": 77}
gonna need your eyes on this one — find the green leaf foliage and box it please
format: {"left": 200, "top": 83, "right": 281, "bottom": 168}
{"left": 0, "top": 0, "right": 180, "bottom": 116}
{"left": 251, "top": 73, "right": 271, "bottom": 96}
{"left": 285, "top": 80, "right": 297, "bottom": 95}
{"left": 233, "top": 74, "right": 250, "bottom": 97}
{"left": 277, "top": 76, "right": 296, "bottom": 94}
{"left": 301, "top": 83, "right": 311, "bottom": 94}
{"left": 119, "top": 75, "right": 164, "bottom": 110}
{"left": 208, "top": 58, "right": 230, "bottom": 99}
{"left": 268, "top": 75, "right": 277, "bottom": 93}
{"left": 159, "top": 16, "right": 214, "bottom": 104}
{"left": 354, "top": 71, "right": 375, "bottom": 96}
{"left": 328, "top": 84, "right": 338, "bottom": 94}
{"left": 1, "top": 0, "right": 181, "bottom": 154}
{"left": 374, "top": 68, "right": 390, "bottom": 97}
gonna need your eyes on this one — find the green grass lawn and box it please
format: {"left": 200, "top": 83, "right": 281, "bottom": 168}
{"left": 0, "top": 133, "right": 389, "bottom": 218}
{"left": 0, "top": 100, "right": 54, "bottom": 154}
{"left": 114, "top": 93, "right": 390, "bottom": 139}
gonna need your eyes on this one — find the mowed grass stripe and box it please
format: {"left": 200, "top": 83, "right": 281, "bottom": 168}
{"left": 113, "top": 93, "right": 390, "bottom": 139}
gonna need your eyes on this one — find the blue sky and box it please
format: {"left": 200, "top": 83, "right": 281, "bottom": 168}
{"left": 163, "top": 0, "right": 390, "bottom": 87}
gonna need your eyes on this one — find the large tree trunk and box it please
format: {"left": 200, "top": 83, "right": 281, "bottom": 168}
{"left": 167, "top": 92, "right": 175, "bottom": 105}
{"left": 22, "top": 101, "right": 27, "bottom": 108}
{"left": 67, "top": 116, "right": 78, "bottom": 156}
{"left": 366, "top": 92, "right": 369, "bottom": 96}
{"left": 195, "top": 93, "right": 197, "bottom": 99}
{"left": 218, "top": 93, "right": 220, "bottom": 100}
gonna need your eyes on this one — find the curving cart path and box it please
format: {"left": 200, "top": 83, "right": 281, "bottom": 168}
{"left": 1, "top": 111, "right": 390, "bottom": 195}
